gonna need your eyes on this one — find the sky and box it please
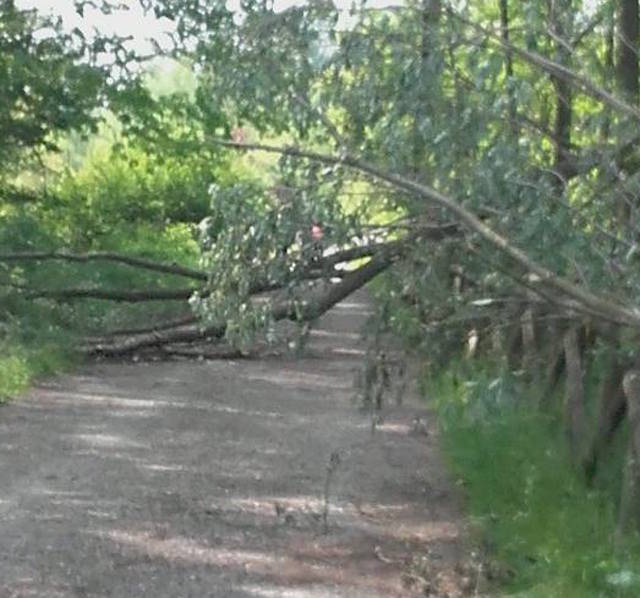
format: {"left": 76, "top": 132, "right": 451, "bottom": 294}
{"left": 15, "top": 0, "right": 402, "bottom": 56}
{"left": 16, "top": 1, "right": 174, "bottom": 55}
{"left": 16, "top": 0, "right": 601, "bottom": 47}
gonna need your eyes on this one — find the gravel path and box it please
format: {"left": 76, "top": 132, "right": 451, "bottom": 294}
{"left": 0, "top": 291, "right": 467, "bottom": 597}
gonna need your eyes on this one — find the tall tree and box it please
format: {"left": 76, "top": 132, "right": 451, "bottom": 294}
{"left": 616, "top": 0, "right": 639, "bottom": 226}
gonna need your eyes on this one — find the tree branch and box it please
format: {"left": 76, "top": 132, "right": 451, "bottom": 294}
{"left": 87, "top": 253, "right": 396, "bottom": 356}
{"left": 89, "top": 313, "right": 199, "bottom": 339}
{"left": 25, "top": 287, "right": 200, "bottom": 302}
{"left": 208, "top": 138, "right": 640, "bottom": 328}
{"left": 449, "top": 9, "right": 640, "bottom": 125}
{"left": 0, "top": 251, "right": 208, "bottom": 281}
{"left": 12, "top": 238, "right": 417, "bottom": 304}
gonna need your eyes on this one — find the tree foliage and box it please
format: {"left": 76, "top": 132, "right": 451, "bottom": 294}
{"left": 0, "top": 0, "right": 118, "bottom": 167}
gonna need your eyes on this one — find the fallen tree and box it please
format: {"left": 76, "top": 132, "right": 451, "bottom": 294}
{"left": 3, "top": 237, "right": 424, "bottom": 304}
{"left": 87, "top": 251, "right": 396, "bottom": 357}
{"left": 209, "top": 138, "right": 640, "bottom": 329}
{"left": 5, "top": 226, "right": 460, "bottom": 360}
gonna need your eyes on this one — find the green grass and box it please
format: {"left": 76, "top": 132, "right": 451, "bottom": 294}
{"left": 429, "top": 368, "right": 640, "bottom": 597}
{"left": 0, "top": 342, "right": 73, "bottom": 403}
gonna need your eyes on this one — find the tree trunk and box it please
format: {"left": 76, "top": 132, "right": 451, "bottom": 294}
{"left": 88, "top": 253, "right": 394, "bottom": 357}
{"left": 617, "top": 0, "right": 639, "bottom": 102}
{"left": 564, "top": 325, "right": 587, "bottom": 462}
{"left": 550, "top": 0, "right": 574, "bottom": 186}
{"left": 499, "top": 0, "right": 518, "bottom": 136}
{"left": 616, "top": 0, "right": 639, "bottom": 227}
{"left": 616, "top": 368, "right": 640, "bottom": 547}
{"left": 521, "top": 306, "right": 537, "bottom": 375}
{"left": 600, "top": 12, "right": 615, "bottom": 141}
{"left": 543, "top": 333, "right": 566, "bottom": 401}
{"left": 506, "top": 308, "right": 523, "bottom": 371}
{"left": 413, "top": 0, "right": 441, "bottom": 176}
{"left": 583, "top": 349, "right": 627, "bottom": 485}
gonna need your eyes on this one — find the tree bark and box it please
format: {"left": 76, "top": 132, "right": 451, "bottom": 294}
{"left": 87, "top": 253, "right": 395, "bottom": 357}
{"left": 499, "top": 0, "right": 517, "bottom": 130}
{"left": 600, "top": 12, "right": 615, "bottom": 141}
{"left": 583, "top": 349, "right": 628, "bottom": 485}
{"left": 26, "top": 286, "right": 201, "bottom": 303}
{"left": 564, "top": 325, "right": 587, "bottom": 462}
{"left": 92, "top": 314, "right": 199, "bottom": 339}
{"left": 616, "top": 0, "right": 639, "bottom": 227}
{"left": 413, "top": 0, "right": 442, "bottom": 176}
{"left": 543, "top": 337, "right": 565, "bottom": 396}
{"left": 521, "top": 307, "right": 537, "bottom": 374}
{"left": 547, "top": 0, "right": 574, "bottom": 187}
{"left": 617, "top": 0, "right": 639, "bottom": 103}
{"left": 616, "top": 368, "right": 640, "bottom": 547}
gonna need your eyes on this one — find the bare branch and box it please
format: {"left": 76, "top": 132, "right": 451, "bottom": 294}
{"left": 91, "top": 314, "right": 199, "bottom": 339}
{"left": 87, "top": 252, "right": 395, "bottom": 356}
{"left": 25, "top": 287, "right": 199, "bottom": 302}
{"left": 0, "top": 251, "right": 207, "bottom": 281}
{"left": 11, "top": 238, "right": 415, "bottom": 305}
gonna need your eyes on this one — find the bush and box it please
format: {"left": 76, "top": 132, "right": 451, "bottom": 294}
{"left": 0, "top": 343, "right": 73, "bottom": 403}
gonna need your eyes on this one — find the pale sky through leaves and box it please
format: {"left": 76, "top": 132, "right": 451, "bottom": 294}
{"left": 15, "top": 0, "right": 402, "bottom": 57}
{"left": 14, "top": 0, "right": 601, "bottom": 74}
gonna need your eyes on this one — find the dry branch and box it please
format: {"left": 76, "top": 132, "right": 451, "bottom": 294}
{"left": 87, "top": 252, "right": 395, "bottom": 357}
{"left": 25, "top": 287, "right": 200, "bottom": 302}
{"left": 0, "top": 251, "right": 208, "bottom": 281}
{"left": 158, "top": 346, "right": 245, "bottom": 360}
{"left": 92, "top": 314, "right": 199, "bottom": 339}
{"left": 14, "top": 238, "right": 413, "bottom": 306}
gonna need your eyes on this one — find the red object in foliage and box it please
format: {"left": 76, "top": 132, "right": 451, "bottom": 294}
{"left": 231, "top": 127, "right": 246, "bottom": 143}
{"left": 311, "top": 224, "right": 324, "bottom": 241}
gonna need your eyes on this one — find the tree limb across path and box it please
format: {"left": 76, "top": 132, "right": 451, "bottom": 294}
{"left": 208, "top": 138, "right": 640, "bottom": 330}
{"left": 87, "top": 252, "right": 396, "bottom": 357}
{"left": 6, "top": 239, "right": 424, "bottom": 304}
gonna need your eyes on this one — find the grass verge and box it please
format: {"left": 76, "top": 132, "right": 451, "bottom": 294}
{"left": 428, "top": 368, "right": 640, "bottom": 597}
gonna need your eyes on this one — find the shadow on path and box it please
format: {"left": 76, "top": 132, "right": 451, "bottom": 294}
{"left": 0, "top": 290, "right": 466, "bottom": 597}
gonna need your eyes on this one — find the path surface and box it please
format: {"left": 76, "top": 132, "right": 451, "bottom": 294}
{"left": 0, "top": 291, "right": 468, "bottom": 597}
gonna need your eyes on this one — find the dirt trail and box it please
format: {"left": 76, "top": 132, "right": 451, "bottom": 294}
{"left": 0, "top": 290, "right": 468, "bottom": 597}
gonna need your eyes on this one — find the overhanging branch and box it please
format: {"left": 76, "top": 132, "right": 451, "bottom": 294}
{"left": 209, "top": 138, "right": 640, "bottom": 328}
{"left": 449, "top": 9, "right": 640, "bottom": 125}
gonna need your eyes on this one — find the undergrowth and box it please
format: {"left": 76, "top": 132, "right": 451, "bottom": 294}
{"left": 0, "top": 216, "right": 201, "bottom": 403}
{"left": 0, "top": 342, "right": 74, "bottom": 403}
{"left": 426, "top": 366, "right": 640, "bottom": 597}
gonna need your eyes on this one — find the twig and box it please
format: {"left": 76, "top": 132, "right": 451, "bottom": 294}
{"left": 322, "top": 450, "right": 342, "bottom": 534}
